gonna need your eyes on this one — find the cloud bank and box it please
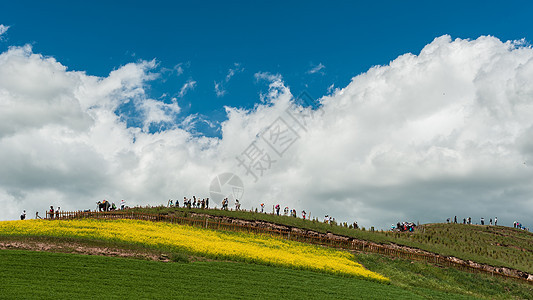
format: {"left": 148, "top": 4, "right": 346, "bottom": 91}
{"left": 1, "top": 35, "right": 533, "bottom": 229}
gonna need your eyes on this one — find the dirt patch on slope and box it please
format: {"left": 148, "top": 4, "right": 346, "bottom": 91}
{"left": 0, "top": 240, "right": 170, "bottom": 262}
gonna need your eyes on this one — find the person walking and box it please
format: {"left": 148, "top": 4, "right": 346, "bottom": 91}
{"left": 495, "top": 217, "right": 498, "bottom": 226}
{"left": 20, "top": 210, "right": 26, "bottom": 220}
{"left": 120, "top": 199, "right": 126, "bottom": 210}
{"left": 481, "top": 217, "right": 485, "bottom": 225}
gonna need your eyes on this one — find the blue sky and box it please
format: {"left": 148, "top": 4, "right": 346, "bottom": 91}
{"left": 2, "top": 1, "right": 533, "bottom": 227}
{"left": 3, "top": 1, "right": 533, "bottom": 136}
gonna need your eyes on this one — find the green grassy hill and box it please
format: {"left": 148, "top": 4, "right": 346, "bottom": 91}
{"left": 131, "top": 207, "right": 533, "bottom": 273}
{"left": 2, "top": 209, "right": 533, "bottom": 299}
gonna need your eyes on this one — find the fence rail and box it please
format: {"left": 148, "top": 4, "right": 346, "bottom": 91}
{"left": 44, "top": 210, "right": 532, "bottom": 284}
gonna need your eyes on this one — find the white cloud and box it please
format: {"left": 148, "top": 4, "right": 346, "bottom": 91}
{"left": 254, "top": 72, "right": 287, "bottom": 103}
{"left": 161, "top": 63, "right": 184, "bottom": 78}
{"left": 173, "top": 63, "right": 184, "bottom": 76}
{"left": 307, "top": 62, "right": 325, "bottom": 74}
{"left": 138, "top": 98, "right": 181, "bottom": 131}
{"left": 214, "top": 63, "right": 244, "bottom": 97}
{"left": 226, "top": 63, "right": 244, "bottom": 81}
{"left": 327, "top": 83, "right": 335, "bottom": 94}
{"left": 2, "top": 36, "right": 533, "bottom": 231}
{"left": 214, "top": 81, "right": 226, "bottom": 97}
{"left": 178, "top": 79, "right": 196, "bottom": 98}
{"left": 0, "top": 25, "right": 9, "bottom": 39}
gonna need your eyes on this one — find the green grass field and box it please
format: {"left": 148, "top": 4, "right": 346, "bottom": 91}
{"left": 0, "top": 249, "right": 453, "bottom": 300}
{"left": 2, "top": 248, "right": 532, "bottom": 299}
{"left": 133, "top": 207, "right": 533, "bottom": 273}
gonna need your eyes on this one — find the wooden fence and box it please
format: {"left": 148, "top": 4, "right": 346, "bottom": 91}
{"left": 45, "top": 210, "right": 532, "bottom": 284}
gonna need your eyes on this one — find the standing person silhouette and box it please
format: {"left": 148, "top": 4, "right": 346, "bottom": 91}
{"left": 49, "top": 206, "right": 54, "bottom": 219}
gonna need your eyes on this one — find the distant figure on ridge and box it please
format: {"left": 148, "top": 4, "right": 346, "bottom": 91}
{"left": 49, "top": 206, "right": 54, "bottom": 219}
{"left": 20, "top": 210, "right": 26, "bottom": 220}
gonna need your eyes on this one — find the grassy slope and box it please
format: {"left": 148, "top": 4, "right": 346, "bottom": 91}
{"left": 2, "top": 219, "right": 532, "bottom": 299}
{"left": 355, "top": 253, "right": 533, "bottom": 300}
{"left": 133, "top": 207, "right": 533, "bottom": 273}
{"left": 0, "top": 249, "right": 451, "bottom": 300}
{"left": 384, "top": 223, "right": 533, "bottom": 273}
{"left": 3, "top": 249, "right": 533, "bottom": 299}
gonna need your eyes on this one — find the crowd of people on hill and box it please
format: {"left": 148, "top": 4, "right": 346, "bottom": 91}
{"left": 46, "top": 206, "right": 61, "bottom": 219}
{"left": 513, "top": 221, "right": 527, "bottom": 230}
{"left": 170, "top": 197, "right": 343, "bottom": 226}
{"left": 392, "top": 221, "right": 416, "bottom": 232}
{"left": 174, "top": 196, "right": 211, "bottom": 209}
{"left": 96, "top": 199, "right": 129, "bottom": 212}
{"left": 17, "top": 197, "right": 529, "bottom": 234}
{"left": 446, "top": 216, "right": 498, "bottom": 226}
{"left": 271, "top": 204, "right": 315, "bottom": 221}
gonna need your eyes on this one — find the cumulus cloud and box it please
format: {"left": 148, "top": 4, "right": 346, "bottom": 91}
{"left": 2, "top": 36, "right": 533, "bottom": 231}
{"left": 307, "top": 62, "right": 325, "bottom": 74}
{"left": 138, "top": 98, "right": 180, "bottom": 131}
{"left": 178, "top": 79, "right": 196, "bottom": 98}
{"left": 254, "top": 72, "right": 287, "bottom": 104}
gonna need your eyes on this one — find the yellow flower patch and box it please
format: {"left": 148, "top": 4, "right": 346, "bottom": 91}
{"left": 0, "top": 219, "right": 388, "bottom": 282}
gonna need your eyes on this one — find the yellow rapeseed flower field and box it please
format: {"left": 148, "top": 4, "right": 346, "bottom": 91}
{"left": 0, "top": 219, "right": 388, "bottom": 282}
